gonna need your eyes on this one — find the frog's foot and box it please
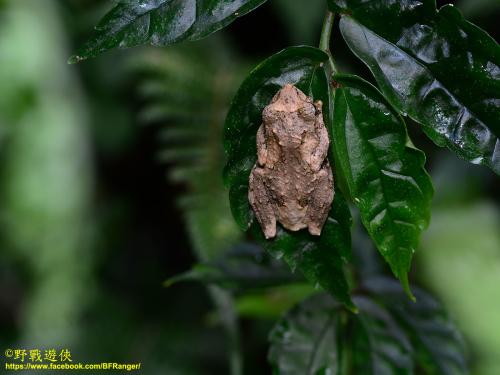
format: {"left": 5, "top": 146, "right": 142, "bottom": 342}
{"left": 263, "top": 223, "right": 277, "bottom": 239}
{"left": 249, "top": 166, "right": 277, "bottom": 239}
{"left": 308, "top": 224, "right": 322, "bottom": 236}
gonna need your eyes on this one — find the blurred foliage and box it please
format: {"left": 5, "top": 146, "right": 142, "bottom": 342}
{"left": 458, "top": 0, "right": 500, "bottom": 20}
{"left": 418, "top": 155, "right": 500, "bottom": 375}
{"left": 0, "top": 0, "right": 93, "bottom": 348}
{"left": 136, "top": 39, "right": 249, "bottom": 374}
{"left": 0, "top": 0, "right": 498, "bottom": 374}
{"left": 272, "top": 0, "right": 325, "bottom": 45}
{"left": 165, "top": 243, "right": 303, "bottom": 291}
{"left": 136, "top": 39, "right": 244, "bottom": 261}
{"left": 421, "top": 203, "right": 500, "bottom": 375}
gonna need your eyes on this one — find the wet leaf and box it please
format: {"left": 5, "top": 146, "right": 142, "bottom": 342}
{"left": 349, "top": 296, "right": 413, "bottom": 375}
{"left": 70, "top": 0, "right": 267, "bottom": 63}
{"left": 365, "top": 277, "right": 469, "bottom": 375}
{"left": 268, "top": 294, "right": 341, "bottom": 375}
{"left": 329, "top": 0, "right": 500, "bottom": 174}
{"left": 223, "top": 46, "right": 355, "bottom": 309}
{"left": 224, "top": 46, "right": 331, "bottom": 192}
{"left": 269, "top": 293, "right": 413, "bottom": 375}
{"left": 269, "top": 285, "right": 467, "bottom": 374}
{"left": 251, "top": 189, "right": 355, "bottom": 310}
{"left": 332, "top": 74, "right": 433, "bottom": 298}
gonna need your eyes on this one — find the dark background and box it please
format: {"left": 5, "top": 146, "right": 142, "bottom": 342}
{"left": 0, "top": 0, "right": 499, "bottom": 374}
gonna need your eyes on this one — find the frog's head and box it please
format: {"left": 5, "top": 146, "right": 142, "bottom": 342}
{"left": 263, "top": 84, "right": 316, "bottom": 126}
{"left": 269, "top": 84, "right": 308, "bottom": 112}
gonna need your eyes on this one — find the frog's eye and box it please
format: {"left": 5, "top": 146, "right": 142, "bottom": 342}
{"left": 263, "top": 107, "right": 279, "bottom": 123}
{"left": 298, "top": 104, "right": 315, "bottom": 120}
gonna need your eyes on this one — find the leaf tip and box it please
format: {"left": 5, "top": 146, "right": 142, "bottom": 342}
{"left": 400, "top": 273, "right": 416, "bottom": 302}
{"left": 162, "top": 277, "right": 178, "bottom": 288}
{"left": 345, "top": 300, "right": 358, "bottom": 314}
{"left": 162, "top": 280, "right": 173, "bottom": 288}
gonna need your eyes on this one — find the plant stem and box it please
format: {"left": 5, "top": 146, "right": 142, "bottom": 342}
{"left": 196, "top": 254, "right": 242, "bottom": 375}
{"left": 208, "top": 286, "right": 243, "bottom": 375}
{"left": 319, "top": 10, "right": 338, "bottom": 75}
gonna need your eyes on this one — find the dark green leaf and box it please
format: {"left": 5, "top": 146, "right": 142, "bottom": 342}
{"left": 349, "top": 296, "right": 413, "bottom": 375}
{"left": 365, "top": 277, "right": 469, "bottom": 375}
{"left": 165, "top": 243, "right": 302, "bottom": 290}
{"left": 268, "top": 294, "right": 341, "bottom": 375}
{"left": 269, "top": 293, "right": 413, "bottom": 375}
{"left": 269, "top": 283, "right": 468, "bottom": 374}
{"left": 69, "top": 0, "right": 267, "bottom": 63}
{"left": 224, "top": 46, "right": 331, "bottom": 192}
{"left": 332, "top": 74, "right": 433, "bottom": 298}
{"left": 251, "top": 189, "right": 355, "bottom": 310}
{"left": 223, "top": 46, "right": 355, "bottom": 309}
{"left": 329, "top": 0, "right": 500, "bottom": 174}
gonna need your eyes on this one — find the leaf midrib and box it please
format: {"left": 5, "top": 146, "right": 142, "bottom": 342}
{"left": 102, "top": 0, "right": 181, "bottom": 38}
{"left": 340, "top": 88, "right": 414, "bottom": 273}
{"left": 306, "top": 314, "right": 335, "bottom": 375}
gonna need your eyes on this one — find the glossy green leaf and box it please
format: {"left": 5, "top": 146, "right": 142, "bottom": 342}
{"left": 349, "top": 296, "right": 413, "bottom": 375}
{"left": 329, "top": 0, "right": 500, "bottom": 174}
{"left": 223, "top": 46, "right": 355, "bottom": 309}
{"left": 365, "top": 277, "right": 469, "bottom": 375}
{"left": 164, "top": 243, "right": 302, "bottom": 290}
{"left": 69, "top": 0, "right": 267, "bottom": 63}
{"left": 332, "top": 74, "right": 433, "bottom": 298}
{"left": 269, "top": 286, "right": 467, "bottom": 374}
{"left": 269, "top": 293, "right": 413, "bottom": 375}
{"left": 224, "top": 46, "right": 331, "bottom": 192}
{"left": 251, "top": 189, "right": 355, "bottom": 310}
{"left": 268, "top": 294, "right": 341, "bottom": 375}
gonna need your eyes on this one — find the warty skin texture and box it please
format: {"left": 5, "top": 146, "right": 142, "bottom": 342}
{"left": 249, "top": 84, "right": 334, "bottom": 239}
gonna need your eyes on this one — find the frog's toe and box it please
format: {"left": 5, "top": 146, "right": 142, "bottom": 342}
{"left": 263, "top": 223, "right": 277, "bottom": 239}
{"left": 308, "top": 224, "right": 322, "bottom": 236}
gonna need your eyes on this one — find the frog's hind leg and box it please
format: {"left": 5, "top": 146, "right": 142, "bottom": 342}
{"left": 307, "top": 167, "right": 334, "bottom": 236}
{"left": 249, "top": 166, "right": 277, "bottom": 239}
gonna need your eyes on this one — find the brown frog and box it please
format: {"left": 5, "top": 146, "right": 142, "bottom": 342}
{"left": 249, "top": 84, "right": 334, "bottom": 239}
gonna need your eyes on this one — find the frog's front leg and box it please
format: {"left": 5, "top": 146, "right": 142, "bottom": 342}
{"left": 306, "top": 164, "right": 334, "bottom": 236}
{"left": 248, "top": 166, "right": 277, "bottom": 239}
{"left": 256, "top": 125, "right": 268, "bottom": 166}
{"left": 310, "top": 120, "right": 330, "bottom": 171}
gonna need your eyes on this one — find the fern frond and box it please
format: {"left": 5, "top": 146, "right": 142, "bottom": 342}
{"left": 136, "top": 39, "right": 246, "bottom": 261}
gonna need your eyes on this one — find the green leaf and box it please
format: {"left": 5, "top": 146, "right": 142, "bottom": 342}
{"left": 348, "top": 296, "right": 413, "bottom": 375}
{"left": 329, "top": 0, "right": 500, "bottom": 174}
{"left": 269, "top": 282, "right": 468, "bottom": 374}
{"left": 251, "top": 189, "right": 355, "bottom": 310}
{"left": 269, "top": 293, "right": 413, "bottom": 375}
{"left": 269, "top": 284, "right": 468, "bottom": 374}
{"left": 69, "top": 0, "right": 267, "bottom": 63}
{"left": 268, "top": 294, "right": 341, "bottom": 375}
{"left": 164, "top": 243, "right": 302, "bottom": 290}
{"left": 365, "top": 277, "right": 469, "bottom": 375}
{"left": 224, "top": 46, "right": 331, "bottom": 193}
{"left": 332, "top": 74, "right": 433, "bottom": 298}
{"left": 223, "top": 46, "right": 355, "bottom": 309}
